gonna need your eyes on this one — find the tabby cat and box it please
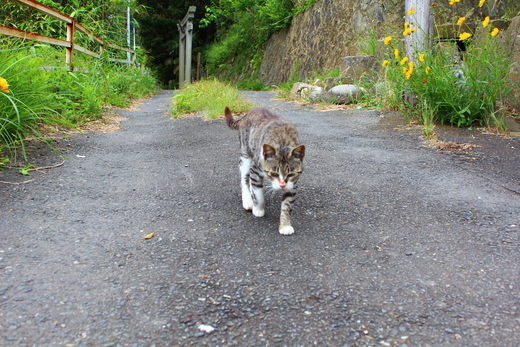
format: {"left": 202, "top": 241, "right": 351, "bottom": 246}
{"left": 225, "top": 106, "right": 305, "bottom": 235}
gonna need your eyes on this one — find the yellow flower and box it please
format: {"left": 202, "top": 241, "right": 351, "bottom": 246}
{"left": 482, "top": 16, "right": 490, "bottom": 28}
{"left": 403, "top": 22, "right": 414, "bottom": 35}
{"left": 408, "top": 61, "right": 414, "bottom": 74}
{"left": 0, "top": 77, "right": 9, "bottom": 93}
{"left": 384, "top": 36, "right": 393, "bottom": 45}
{"left": 403, "top": 67, "right": 413, "bottom": 80}
{"left": 425, "top": 67, "right": 431, "bottom": 74}
{"left": 457, "top": 17, "right": 466, "bottom": 26}
{"left": 459, "top": 32, "right": 471, "bottom": 41}
{"left": 479, "top": 0, "right": 486, "bottom": 7}
{"left": 449, "top": 0, "right": 460, "bottom": 5}
{"left": 400, "top": 57, "right": 409, "bottom": 65}
{"left": 407, "top": 6, "right": 415, "bottom": 15}
{"left": 382, "top": 60, "right": 390, "bottom": 67}
{"left": 419, "top": 53, "right": 425, "bottom": 62}
{"left": 394, "top": 48, "right": 400, "bottom": 59}
{"left": 491, "top": 28, "right": 500, "bottom": 37}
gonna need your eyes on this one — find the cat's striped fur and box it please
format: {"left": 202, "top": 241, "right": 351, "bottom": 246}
{"left": 225, "top": 106, "right": 305, "bottom": 235}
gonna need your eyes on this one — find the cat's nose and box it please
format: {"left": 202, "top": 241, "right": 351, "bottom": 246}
{"left": 278, "top": 179, "right": 287, "bottom": 189}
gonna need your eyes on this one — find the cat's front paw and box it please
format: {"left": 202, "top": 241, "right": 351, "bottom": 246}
{"left": 279, "top": 225, "right": 294, "bottom": 235}
{"left": 242, "top": 192, "right": 253, "bottom": 211}
{"left": 242, "top": 200, "right": 253, "bottom": 211}
{"left": 252, "top": 207, "right": 265, "bottom": 217}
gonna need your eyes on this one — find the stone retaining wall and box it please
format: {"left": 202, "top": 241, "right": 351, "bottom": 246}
{"left": 260, "top": 0, "right": 520, "bottom": 93}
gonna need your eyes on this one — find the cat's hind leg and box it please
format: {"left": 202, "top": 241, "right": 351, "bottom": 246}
{"left": 239, "top": 156, "right": 253, "bottom": 211}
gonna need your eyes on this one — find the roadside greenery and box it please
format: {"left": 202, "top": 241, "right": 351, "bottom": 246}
{"left": 172, "top": 79, "right": 254, "bottom": 119}
{"left": 1, "top": 0, "right": 136, "bottom": 50}
{"left": 0, "top": 41, "right": 157, "bottom": 159}
{"left": 378, "top": 0, "right": 514, "bottom": 131}
{"left": 0, "top": 0, "right": 158, "bottom": 161}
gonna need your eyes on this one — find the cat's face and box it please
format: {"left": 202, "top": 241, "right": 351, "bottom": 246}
{"left": 262, "top": 144, "right": 305, "bottom": 191}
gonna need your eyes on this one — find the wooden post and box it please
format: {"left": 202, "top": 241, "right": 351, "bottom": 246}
{"left": 404, "top": 0, "right": 433, "bottom": 62}
{"left": 66, "top": 21, "right": 74, "bottom": 67}
{"left": 177, "top": 6, "right": 196, "bottom": 87}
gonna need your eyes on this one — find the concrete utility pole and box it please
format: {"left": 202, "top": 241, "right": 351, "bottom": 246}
{"left": 178, "top": 6, "right": 196, "bottom": 87}
{"left": 404, "top": 0, "right": 434, "bottom": 62}
{"left": 127, "top": 1, "right": 131, "bottom": 63}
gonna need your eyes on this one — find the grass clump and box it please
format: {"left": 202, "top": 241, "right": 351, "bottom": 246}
{"left": 0, "top": 47, "right": 68, "bottom": 158}
{"left": 0, "top": 41, "right": 158, "bottom": 159}
{"left": 172, "top": 79, "right": 255, "bottom": 119}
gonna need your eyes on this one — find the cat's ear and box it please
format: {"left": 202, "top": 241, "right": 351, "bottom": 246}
{"left": 291, "top": 145, "right": 305, "bottom": 161}
{"left": 263, "top": 144, "right": 277, "bottom": 159}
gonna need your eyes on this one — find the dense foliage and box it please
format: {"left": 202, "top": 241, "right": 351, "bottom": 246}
{"left": 201, "top": 0, "right": 318, "bottom": 84}
{"left": 133, "top": 0, "right": 318, "bottom": 86}
{"left": 1, "top": 0, "right": 135, "bottom": 52}
{"left": 134, "top": 0, "right": 214, "bottom": 86}
{"left": 0, "top": 1, "right": 158, "bottom": 159}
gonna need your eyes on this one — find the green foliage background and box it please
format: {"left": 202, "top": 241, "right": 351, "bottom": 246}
{"left": 134, "top": 0, "right": 214, "bottom": 86}
{"left": 0, "top": 1, "right": 158, "bottom": 159}
{"left": 201, "top": 0, "right": 318, "bottom": 86}
{"left": 1, "top": 0, "right": 135, "bottom": 55}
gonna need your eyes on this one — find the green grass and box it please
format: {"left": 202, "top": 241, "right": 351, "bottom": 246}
{"left": 172, "top": 79, "right": 255, "bottom": 119}
{"left": 0, "top": 47, "right": 68, "bottom": 158}
{"left": 0, "top": 41, "right": 158, "bottom": 159}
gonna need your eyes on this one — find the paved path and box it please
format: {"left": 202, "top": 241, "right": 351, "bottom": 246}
{"left": 1, "top": 90, "right": 519, "bottom": 346}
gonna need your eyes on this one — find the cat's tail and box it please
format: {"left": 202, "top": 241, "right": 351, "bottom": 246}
{"left": 224, "top": 106, "right": 240, "bottom": 130}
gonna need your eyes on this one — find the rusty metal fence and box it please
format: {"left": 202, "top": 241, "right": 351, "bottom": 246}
{"left": 0, "top": 0, "right": 135, "bottom": 67}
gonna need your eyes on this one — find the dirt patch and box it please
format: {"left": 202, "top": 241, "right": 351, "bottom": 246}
{"left": 425, "top": 139, "right": 481, "bottom": 151}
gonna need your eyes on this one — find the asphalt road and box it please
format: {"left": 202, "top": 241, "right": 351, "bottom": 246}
{"left": 1, "top": 90, "right": 519, "bottom": 346}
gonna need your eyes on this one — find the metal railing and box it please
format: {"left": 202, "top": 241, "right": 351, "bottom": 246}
{"left": 0, "top": 0, "right": 136, "bottom": 67}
